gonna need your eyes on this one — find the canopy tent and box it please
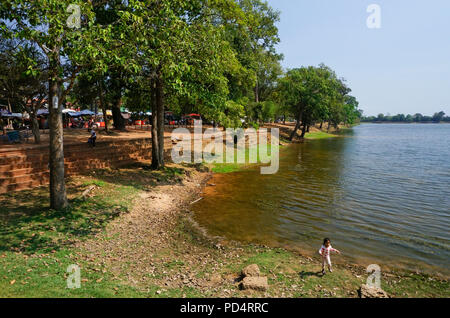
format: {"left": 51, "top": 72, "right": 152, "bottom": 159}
{"left": 67, "top": 109, "right": 96, "bottom": 117}
{"left": 67, "top": 112, "right": 80, "bottom": 117}
{"left": 37, "top": 109, "right": 79, "bottom": 116}
{"left": 36, "top": 109, "right": 49, "bottom": 116}
{"left": 97, "top": 110, "right": 113, "bottom": 116}
{"left": 79, "top": 109, "right": 95, "bottom": 116}
{"left": 0, "top": 111, "right": 23, "bottom": 118}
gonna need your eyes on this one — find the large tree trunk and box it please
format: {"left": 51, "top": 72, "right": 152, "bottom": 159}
{"left": 289, "top": 119, "right": 301, "bottom": 141}
{"left": 156, "top": 74, "right": 165, "bottom": 167}
{"left": 289, "top": 109, "right": 303, "bottom": 141}
{"left": 150, "top": 78, "right": 160, "bottom": 170}
{"left": 300, "top": 123, "right": 307, "bottom": 138}
{"left": 254, "top": 80, "right": 259, "bottom": 103}
{"left": 112, "top": 98, "right": 125, "bottom": 130}
{"left": 48, "top": 62, "right": 68, "bottom": 210}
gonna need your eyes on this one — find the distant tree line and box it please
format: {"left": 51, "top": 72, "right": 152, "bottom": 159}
{"left": 362, "top": 111, "right": 449, "bottom": 123}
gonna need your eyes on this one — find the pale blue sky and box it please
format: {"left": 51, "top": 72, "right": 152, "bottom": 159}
{"left": 266, "top": 0, "right": 450, "bottom": 116}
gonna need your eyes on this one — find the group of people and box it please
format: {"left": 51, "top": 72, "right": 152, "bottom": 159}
{"left": 0, "top": 117, "right": 26, "bottom": 132}
{"left": 69, "top": 117, "right": 96, "bottom": 129}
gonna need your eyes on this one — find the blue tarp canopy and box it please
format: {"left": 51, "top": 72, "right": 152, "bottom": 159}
{"left": 36, "top": 109, "right": 49, "bottom": 116}
{"left": 79, "top": 109, "right": 95, "bottom": 116}
{"left": 0, "top": 111, "right": 22, "bottom": 118}
{"left": 67, "top": 109, "right": 95, "bottom": 117}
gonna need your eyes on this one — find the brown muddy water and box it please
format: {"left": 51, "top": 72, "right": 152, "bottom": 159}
{"left": 192, "top": 124, "right": 450, "bottom": 276}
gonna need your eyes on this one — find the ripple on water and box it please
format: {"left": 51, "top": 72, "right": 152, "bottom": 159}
{"left": 193, "top": 124, "right": 450, "bottom": 276}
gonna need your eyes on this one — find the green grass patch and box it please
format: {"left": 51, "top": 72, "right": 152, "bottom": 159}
{"left": 82, "top": 179, "right": 106, "bottom": 187}
{"left": 304, "top": 131, "right": 337, "bottom": 140}
{"left": 0, "top": 249, "right": 144, "bottom": 298}
{"left": 209, "top": 143, "right": 280, "bottom": 174}
{"left": 0, "top": 174, "right": 143, "bottom": 297}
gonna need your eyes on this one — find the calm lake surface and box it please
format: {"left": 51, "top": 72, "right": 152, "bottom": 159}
{"left": 192, "top": 124, "right": 450, "bottom": 275}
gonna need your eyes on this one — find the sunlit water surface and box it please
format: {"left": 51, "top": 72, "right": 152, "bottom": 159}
{"left": 192, "top": 124, "right": 450, "bottom": 275}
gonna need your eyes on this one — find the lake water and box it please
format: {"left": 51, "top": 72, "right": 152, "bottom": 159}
{"left": 192, "top": 124, "right": 450, "bottom": 276}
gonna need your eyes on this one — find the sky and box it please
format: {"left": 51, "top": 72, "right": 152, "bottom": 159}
{"left": 266, "top": 0, "right": 450, "bottom": 117}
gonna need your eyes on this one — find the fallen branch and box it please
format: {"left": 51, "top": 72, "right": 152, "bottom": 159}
{"left": 190, "top": 197, "right": 203, "bottom": 205}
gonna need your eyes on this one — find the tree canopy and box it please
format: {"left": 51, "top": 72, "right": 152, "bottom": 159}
{"left": 277, "top": 65, "right": 361, "bottom": 140}
{"left": 0, "top": 0, "right": 364, "bottom": 209}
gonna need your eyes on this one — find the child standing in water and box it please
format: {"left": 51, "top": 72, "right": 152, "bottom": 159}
{"left": 319, "top": 238, "right": 341, "bottom": 274}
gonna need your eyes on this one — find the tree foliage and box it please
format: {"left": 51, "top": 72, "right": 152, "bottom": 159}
{"left": 277, "top": 65, "right": 361, "bottom": 140}
{"left": 1, "top": 0, "right": 366, "bottom": 208}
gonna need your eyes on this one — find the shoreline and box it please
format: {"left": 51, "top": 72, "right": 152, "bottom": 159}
{"left": 191, "top": 169, "right": 450, "bottom": 280}
{"left": 194, "top": 167, "right": 450, "bottom": 279}
{"left": 360, "top": 122, "right": 450, "bottom": 125}
{"left": 147, "top": 167, "right": 450, "bottom": 297}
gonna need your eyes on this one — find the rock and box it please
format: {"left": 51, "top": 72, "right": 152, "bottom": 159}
{"left": 241, "top": 264, "right": 261, "bottom": 277}
{"left": 358, "top": 284, "right": 389, "bottom": 298}
{"left": 240, "top": 277, "right": 268, "bottom": 292}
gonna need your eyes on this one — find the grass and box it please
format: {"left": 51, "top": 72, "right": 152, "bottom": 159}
{"left": 0, "top": 249, "right": 144, "bottom": 298}
{"left": 0, "top": 167, "right": 189, "bottom": 298}
{"left": 304, "top": 131, "right": 337, "bottom": 140}
{"left": 209, "top": 143, "right": 280, "bottom": 174}
{"left": 212, "top": 245, "right": 449, "bottom": 298}
{"left": 0, "top": 176, "right": 144, "bottom": 297}
{"left": 0, "top": 180, "right": 134, "bottom": 255}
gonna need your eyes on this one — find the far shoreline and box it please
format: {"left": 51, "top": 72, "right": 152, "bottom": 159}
{"left": 360, "top": 122, "right": 450, "bottom": 124}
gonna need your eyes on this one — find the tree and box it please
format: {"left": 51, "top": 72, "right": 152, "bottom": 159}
{"left": 217, "top": 0, "right": 281, "bottom": 127}
{"left": 1, "top": 0, "right": 123, "bottom": 209}
{"left": 343, "top": 95, "right": 360, "bottom": 126}
{"left": 125, "top": 0, "right": 248, "bottom": 169}
{"left": 413, "top": 113, "right": 423, "bottom": 122}
{"left": 278, "top": 65, "right": 348, "bottom": 140}
{"left": 432, "top": 111, "right": 445, "bottom": 123}
{"left": 392, "top": 114, "right": 406, "bottom": 122}
{"left": 0, "top": 39, "right": 47, "bottom": 143}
